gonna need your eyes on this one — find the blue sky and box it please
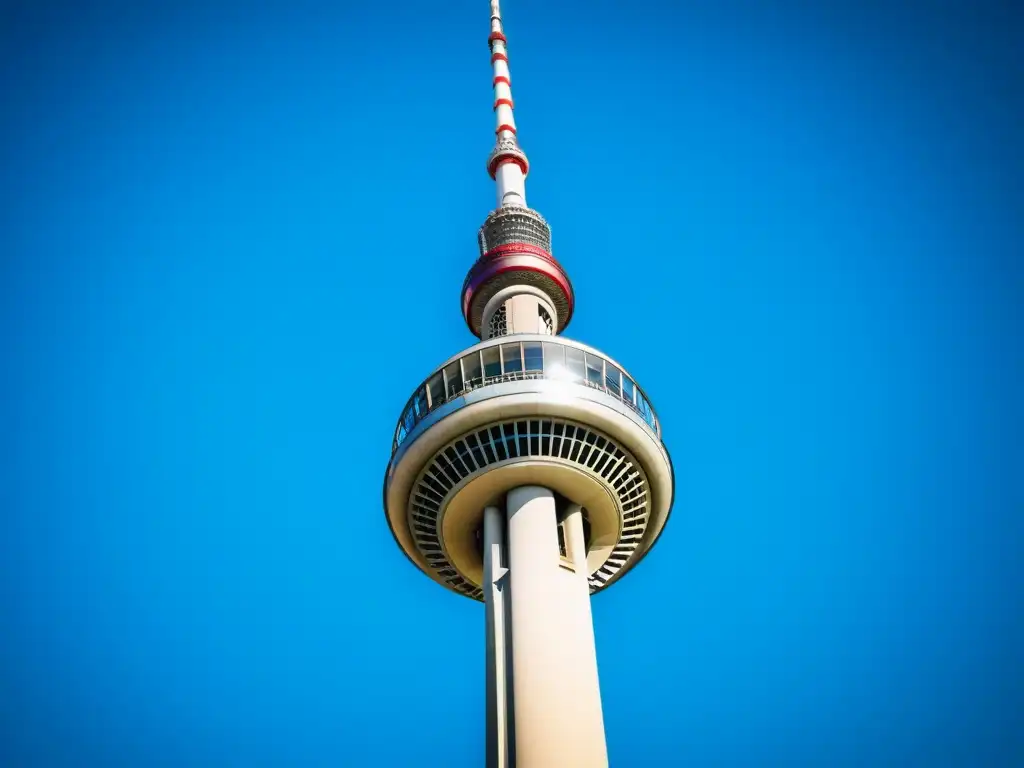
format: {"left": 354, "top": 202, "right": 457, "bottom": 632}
{"left": 1, "top": 0, "right": 1020, "bottom": 765}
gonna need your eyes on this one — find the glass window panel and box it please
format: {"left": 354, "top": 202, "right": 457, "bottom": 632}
{"left": 463, "top": 351, "right": 482, "bottom": 389}
{"left": 605, "top": 362, "right": 622, "bottom": 397}
{"left": 543, "top": 342, "right": 564, "bottom": 372}
{"left": 564, "top": 347, "right": 585, "bottom": 381}
{"left": 637, "top": 392, "right": 654, "bottom": 428}
{"left": 412, "top": 388, "right": 428, "bottom": 420}
{"left": 622, "top": 376, "right": 636, "bottom": 405}
{"left": 427, "top": 373, "right": 444, "bottom": 409}
{"left": 585, "top": 353, "right": 604, "bottom": 386}
{"left": 523, "top": 342, "right": 543, "bottom": 372}
{"left": 502, "top": 343, "right": 522, "bottom": 374}
{"left": 482, "top": 347, "right": 501, "bottom": 379}
{"left": 444, "top": 361, "right": 463, "bottom": 397}
{"left": 395, "top": 423, "right": 407, "bottom": 445}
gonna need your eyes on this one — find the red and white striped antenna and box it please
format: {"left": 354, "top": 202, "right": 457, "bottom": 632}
{"left": 486, "top": 0, "right": 530, "bottom": 208}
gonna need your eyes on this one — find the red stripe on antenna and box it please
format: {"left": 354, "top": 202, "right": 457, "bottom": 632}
{"left": 488, "top": 156, "right": 529, "bottom": 178}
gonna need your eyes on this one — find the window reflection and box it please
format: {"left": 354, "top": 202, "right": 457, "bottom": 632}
{"left": 445, "top": 361, "right": 463, "bottom": 397}
{"left": 605, "top": 363, "right": 622, "bottom": 398}
{"left": 482, "top": 347, "right": 501, "bottom": 379}
{"left": 565, "top": 347, "right": 585, "bottom": 381}
{"left": 622, "top": 376, "right": 636, "bottom": 406}
{"left": 543, "top": 342, "right": 564, "bottom": 368}
{"left": 524, "top": 342, "right": 543, "bottom": 372}
{"left": 413, "top": 388, "right": 428, "bottom": 419}
{"left": 427, "top": 374, "right": 444, "bottom": 409}
{"left": 585, "top": 353, "right": 604, "bottom": 386}
{"left": 502, "top": 343, "right": 522, "bottom": 374}
{"left": 464, "top": 351, "right": 482, "bottom": 389}
{"left": 637, "top": 393, "right": 653, "bottom": 427}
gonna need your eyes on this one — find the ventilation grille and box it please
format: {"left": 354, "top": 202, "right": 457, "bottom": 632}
{"left": 407, "top": 418, "right": 651, "bottom": 600}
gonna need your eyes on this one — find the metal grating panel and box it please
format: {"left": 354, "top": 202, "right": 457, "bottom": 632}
{"left": 477, "top": 205, "right": 552, "bottom": 255}
{"left": 407, "top": 418, "right": 651, "bottom": 600}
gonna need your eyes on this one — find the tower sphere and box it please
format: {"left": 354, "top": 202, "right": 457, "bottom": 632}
{"left": 462, "top": 206, "right": 575, "bottom": 338}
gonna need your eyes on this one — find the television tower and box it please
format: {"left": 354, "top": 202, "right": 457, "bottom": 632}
{"left": 383, "top": 2, "right": 674, "bottom": 765}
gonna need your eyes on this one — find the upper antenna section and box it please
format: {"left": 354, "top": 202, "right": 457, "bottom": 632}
{"left": 486, "top": 0, "right": 529, "bottom": 208}
{"left": 461, "top": 0, "right": 574, "bottom": 338}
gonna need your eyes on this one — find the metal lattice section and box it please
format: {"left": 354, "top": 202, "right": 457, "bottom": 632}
{"left": 407, "top": 418, "right": 651, "bottom": 600}
{"left": 488, "top": 304, "right": 508, "bottom": 338}
{"left": 539, "top": 305, "right": 553, "bottom": 335}
{"left": 477, "top": 205, "right": 552, "bottom": 256}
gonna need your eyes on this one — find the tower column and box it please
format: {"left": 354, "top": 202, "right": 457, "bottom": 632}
{"left": 484, "top": 505, "right": 511, "bottom": 768}
{"left": 563, "top": 504, "right": 609, "bottom": 764}
{"left": 506, "top": 487, "right": 608, "bottom": 767}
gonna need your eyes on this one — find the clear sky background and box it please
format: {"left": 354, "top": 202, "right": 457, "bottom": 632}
{"left": 1, "top": 0, "right": 1021, "bottom": 765}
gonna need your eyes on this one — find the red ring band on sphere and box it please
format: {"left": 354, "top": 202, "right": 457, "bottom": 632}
{"left": 460, "top": 251, "right": 575, "bottom": 336}
{"left": 462, "top": 263, "right": 571, "bottom": 316}
{"left": 480, "top": 243, "right": 559, "bottom": 263}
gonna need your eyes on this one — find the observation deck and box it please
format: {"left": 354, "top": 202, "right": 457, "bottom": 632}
{"left": 383, "top": 335, "right": 673, "bottom": 601}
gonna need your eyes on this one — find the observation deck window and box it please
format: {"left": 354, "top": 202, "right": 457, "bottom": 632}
{"left": 605, "top": 363, "right": 623, "bottom": 399}
{"left": 565, "top": 347, "right": 586, "bottom": 382}
{"left": 637, "top": 393, "right": 654, "bottom": 427}
{"left": 464, "top": 351, "right": 483, "bottom": 389}
{"left": 483, "top": 347, "right": 501, "bottom": 378}
{"left": 622, "top": 376, "right": 636, "bottom": 406}
{"left": 524, "top": 342, "right": 543, "bottom": 373}
{"left": 427, "top": 374, "right": 444, "bottom": 409}
{"left": 445, "top": 361, "right": 463, "bottom": 398}
{"left": 585, "top": 353, "right": 604, "bottom": 387}
{"left": 413, "top": 388, "right": 428, "bottom": 420}
{"left": 542, "top": 342, "right": 564, "bottom": 369}
{"left": 502, "top": 343, "right": 523, "bottom": 374}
